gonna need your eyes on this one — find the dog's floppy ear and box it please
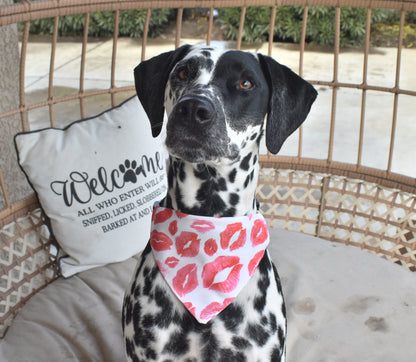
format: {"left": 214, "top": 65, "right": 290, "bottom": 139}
{"left": 134, "top": 44, "right": 191, "bottom": 137}
{"left": 258, "top": 54, "right": 317, "bottom": 154}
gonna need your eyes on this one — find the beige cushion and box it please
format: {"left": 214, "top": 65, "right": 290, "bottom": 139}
{"left": 1, "top": 229, "right": 415, "bottom": 361}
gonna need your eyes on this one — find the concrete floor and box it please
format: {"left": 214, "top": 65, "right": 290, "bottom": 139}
{"left": 24, "top": 37, "right": 416, "bottom": 178}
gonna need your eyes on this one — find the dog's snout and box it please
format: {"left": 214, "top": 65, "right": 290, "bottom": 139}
{"left": 175, "top": 97, "right": 215, "bottom": 126}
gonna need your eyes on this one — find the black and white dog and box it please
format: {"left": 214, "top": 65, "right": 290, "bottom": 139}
{"left": 122, "top": 44, "right": 317, "bottom": 362}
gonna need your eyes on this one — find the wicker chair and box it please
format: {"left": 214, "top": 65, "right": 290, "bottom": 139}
{"left": 1, "top": 0, "right": 416, "bottom": 357}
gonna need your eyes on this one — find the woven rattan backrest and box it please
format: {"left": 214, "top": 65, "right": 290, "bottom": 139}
{"left": 1, "top": 0, "right": 416, "bottom": 336}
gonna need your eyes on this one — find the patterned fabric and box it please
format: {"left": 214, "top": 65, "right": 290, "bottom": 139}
{"left": 150, "top": 206, "right": 270, "bottom": 323}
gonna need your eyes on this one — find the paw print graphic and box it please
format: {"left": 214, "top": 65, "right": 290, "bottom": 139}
{"left": 119, "top": 159, "right": 142, "bottom": 183}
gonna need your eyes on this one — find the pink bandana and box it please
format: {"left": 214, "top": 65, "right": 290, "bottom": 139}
{"left": 150, "top": 205, "right": 270, "bottom": 324}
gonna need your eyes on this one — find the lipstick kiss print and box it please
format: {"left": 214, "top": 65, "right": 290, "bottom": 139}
{"left": 251, "top": 219, "right": 268, "bottom": 246}
{"left": 220, "top": 222, "right": 247, "bottom": 251}
{"left": 150, "top": 230, "right": 173, "bottom": 251}
{"left": 191, "top": 219, "right": 215, "bottom": 233}
{"left": 176, "top": 231, "right": 201, "bottom": 257}
{"left": 153, "top": 207, "right": 173, "bottom": 224}
{"left": 173, "top": 263, "right": 198, "bottom": 297}
{"left": 248, "top": 250, "right": 265, "bottom": 276}
{"left": 202, "top": 256, "right": 242, "bottom": 293}
{"left": 200, "top": 297, "right": 235, "bottom": 321}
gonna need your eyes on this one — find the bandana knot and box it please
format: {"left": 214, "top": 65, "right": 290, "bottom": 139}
{"left": 150, "top": 206, "right": 270, "bottom": 324}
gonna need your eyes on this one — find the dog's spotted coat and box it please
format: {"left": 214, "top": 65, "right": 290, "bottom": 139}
{"left": 122, "top": 44, "right": 317, "bottom": 362}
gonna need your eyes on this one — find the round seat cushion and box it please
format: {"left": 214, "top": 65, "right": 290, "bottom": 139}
{"left": 1, "top": 229, "right": 415, "bottom": 361}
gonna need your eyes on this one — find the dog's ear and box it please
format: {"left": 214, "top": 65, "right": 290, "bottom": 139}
{"left": 134, "top": 44, "right": 191, "bottom": 137}
{"left": 258, "top": 54, "right": 317, "bottom": 154}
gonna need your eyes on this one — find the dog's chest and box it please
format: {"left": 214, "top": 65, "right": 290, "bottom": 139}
{"left": 123, "top": 243, "right": 286, "bottom": 362}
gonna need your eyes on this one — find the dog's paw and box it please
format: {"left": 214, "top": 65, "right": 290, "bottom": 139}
{"left": 119, "top": 159, "right": 143, "bottom": 183}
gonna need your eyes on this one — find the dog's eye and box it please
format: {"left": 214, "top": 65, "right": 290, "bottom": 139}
{"left": 178, "top": 69, "right": 187, "bottom": 80}
{"left": 239, "top": 79, "right": 253, "bottom": 90}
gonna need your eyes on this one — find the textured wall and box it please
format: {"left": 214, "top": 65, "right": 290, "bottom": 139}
{"left": 0, "top": 0, "right": 33, "bottom": 208}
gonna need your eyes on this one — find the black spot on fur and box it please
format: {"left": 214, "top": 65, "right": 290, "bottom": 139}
{"left": 224, "top": 207, "right": 236, "bottom": 217}
{"left": 246, "top": 323, "right": 270, "bottom": 347}
{"left": 123, "top": 297, "right": 133, "bottom": 326}
{"left": 178, "top": 162, "right": 186, "bottom": 183}
{"left": 278, "top": 326, "right": 285, "bottom": 350}
{"left": 201, "top": 330, "right": 219, "bottom": 362}
{"left": 142, "top": 314, "right": 154, "bottom": 328}
{"left": 229, "top": 193, "right": 239, "bottom": 206}
{"left": 258, "top": 253, "right": 272, "bottom": 272}
{"left": 163, "top": 331, "right": 190, "bottom": 356}
{"left": 253, "top": 155, "right": 257, "bottom": 165}
{"left": 254, "top": 255, "right": 272, "bottom": 312}
{"left": 232, "top": 336, "right": 251, "bottom": 350}
{"left": 167, "top": 167, "right": 174, "bottom": 187}
{"left": 240, "top": 153, "right": 251, "bottom": 171}
{"left": 146, "top": 347, "right": 157, "bottom": 360}
{"left": 270, "top": 347, "right": 281, "bottom": 361}
{"left": 194, "top": 164, "right": 214, "bottom": 180}
{"left": 254, "top": 274, "right": 270, "bottom": 312}
{"left": 134, "top": 323, "right": 155, "bottom": 350}
{"left": 244, "top": 175, "right": 250, "bottom": 188}
{"left": 269, "top": 312, "right": 278, "bottom": 333}
{"left": 201, "top": 50, "right": 211, "bottom": 57}
{"left": 125, "top": 337, "right": 137, "bottom": 362}
{"left": 219, "top": 348, "right": 247, "bottom": 362}
{"left": 132, "top": 302, "right": 141, "bottom": 334}
{"left": 272, "top": 263, "right": 286, "bottom": 319}
{"left": 219, "top": 303, "right": 244, "bottom": 332}
{"left": 228, "top": 168, "right": 237, "bottom": 183}
{"left": 143, "top": 272, "right": 153, "bottom": 297}
{"left": 250, "top": 132, "right": 258, "bottom": 140}
{"left": 217, "top": 177, "right": 227, "bottom": 191}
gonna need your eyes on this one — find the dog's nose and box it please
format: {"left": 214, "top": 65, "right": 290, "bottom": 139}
{"left": 175, "top": 97, "right": 215, "bottom": 126}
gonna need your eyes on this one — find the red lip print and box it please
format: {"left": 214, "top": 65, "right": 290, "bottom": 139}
{"left": 175, "top": 210, "right": 188, "bottom": 219}
{"left": 191, "top": 220, "right": 215, "bottom": 233}
{"left": 202, "top": 256, "right": 242, "bottom": 293}
{"left": 153, "top": 207, "right": 173, "bottom": 224}
{"left": 220, "top": 222, "right": 247, "bottom": 251}
{"left": 248, "top": 250, "right": 265, "bottom": 276}
{"left": 200, "top": 297, "right": 235, "bottom": 321}
{"left": 150, "top": 230, "right": 173, "bottom": 251}
{"left": 169, "top": 220, "right": 178, "bottom": 236}
{"left": 176, "top": 231, "right": 201, "bottom": 257}
{"left": 172, "top": 263, "right": 198, "bottom": 297}
{"left": 184, "top": 302, "right": 196, "bottom": 317}
{"left": 165, "top": 256, "right": 179, "bottom": 268}
{"left": 251, "top": 219, "right": 268, "bottom": 246}
{"left": 204, "top": 238, "right": 218, "bottom": 256}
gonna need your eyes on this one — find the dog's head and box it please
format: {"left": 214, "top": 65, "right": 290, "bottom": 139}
{"left": 134, "top": 44, "right": 317, "bottom": 163}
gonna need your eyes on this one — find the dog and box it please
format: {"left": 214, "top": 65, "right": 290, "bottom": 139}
{"left": 122, "top": 44, "right": 317, "bottom": 362}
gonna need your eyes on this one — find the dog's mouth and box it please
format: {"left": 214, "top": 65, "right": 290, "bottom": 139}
{"left": 166, "top": 134, "right": 238, "bottom": 164}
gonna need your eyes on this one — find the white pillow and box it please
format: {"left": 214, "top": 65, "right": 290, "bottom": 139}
{"left": 15, "top": 96, "right": 167, "bottom": 277}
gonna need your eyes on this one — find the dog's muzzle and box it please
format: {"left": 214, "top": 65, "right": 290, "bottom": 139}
{"left": 165, "top": 93, "right": 234, "bottom": 163}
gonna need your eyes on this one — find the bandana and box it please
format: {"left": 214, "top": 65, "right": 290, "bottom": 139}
{"left": 150, "top": 205, "right": 270, "bottom": 324}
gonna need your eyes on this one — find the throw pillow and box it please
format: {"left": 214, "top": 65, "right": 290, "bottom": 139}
{"left": 15, "top": 96, "right": 167, "bottom": 277}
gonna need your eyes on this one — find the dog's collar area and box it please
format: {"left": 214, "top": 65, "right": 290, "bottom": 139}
{"left": 150, "top": 205, "right": 270, "bottom": 324}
